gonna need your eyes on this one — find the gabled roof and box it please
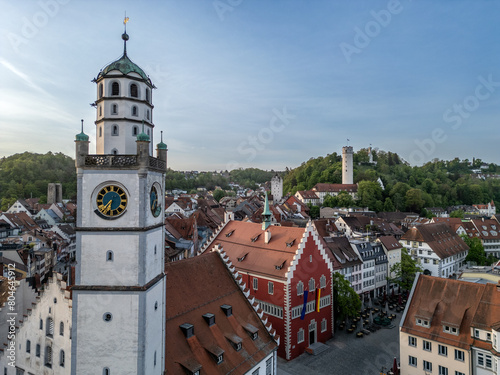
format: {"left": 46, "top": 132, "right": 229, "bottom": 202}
{"left": 471, "top": 218, "right": 500, "bottom": 240}
{"left": 165, "top": 251, "right": 277, "bottom": 374}
{"left": 207, "top": 221, "right": 306, "bottom": 280}
{"left": 401, "top": 275, "right": 484, "bottom": 350}
{"left": 295, "top": 190, "right": 319, "bottom": 200}
{"left": 401, "top": 223, "right": 469, "bottom": 259}
{"left": 322, "top": 237, "right": 362, "bottom": 268}
{"left": 377, "top": 235, "right": 403, "bottom": 251}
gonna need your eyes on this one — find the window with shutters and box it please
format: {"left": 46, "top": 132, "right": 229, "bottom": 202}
{"left": 46, "top": 317, "right": 54, "bottom": 337}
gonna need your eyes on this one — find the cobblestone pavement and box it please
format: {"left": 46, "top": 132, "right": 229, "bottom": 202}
{"left": 278, "top": 312, "right": 401, "bottom": 375}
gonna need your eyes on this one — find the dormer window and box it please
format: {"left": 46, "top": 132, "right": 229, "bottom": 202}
{"left": 443, "top": 325, "right": 459, "bottom": 335}
{"left": 416, "top": 318, "right": 430, "bottom": 328}
{"left": 244, "top": 323, "right": 259, "bottom": 340}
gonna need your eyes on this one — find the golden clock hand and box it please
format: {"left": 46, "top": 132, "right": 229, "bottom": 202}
{"left": 103, "top": 200, "right": 112, "bottom": 213}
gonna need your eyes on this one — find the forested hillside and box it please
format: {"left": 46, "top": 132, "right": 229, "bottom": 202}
{"left": 0, "top": 152, "right": 76, "bottom": 211}
{"left": 283, "top": 148, "right": 500, "bottom": 213}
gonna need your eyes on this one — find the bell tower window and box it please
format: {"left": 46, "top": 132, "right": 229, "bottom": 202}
{"left": 112, "top": 104, "right": 118, "bottom": 115}
{"left": 112, "top": 125, "right": 119, "bottom": 136}
{"left": 146, "top": 88, "right": 150, "bottom": 102}
{"left": 106, "top": 250, "right": 114, "bottom": 261}
{"left": 146, "top": 110, "right": 150, "bottom": 120}
{"left": 99, "top": 83, "right": 103, "bottom": 98}
{"left": 111, "top": 149, "right": 118, "bottom": 155}
{"left": 132, "top": 106, "right": 138, "bottom": 117}
{"left": 99, "top": 106, "right": 102, "bottom": 116}
{"left": 99, "top": 126, "right": 102, "bottom": 137}
{"left": 133, "top": 126, "right": 138, "bottom": 136}
{"left": 111, "top": 82, "right": 119, "bottom": 96}
{"left": 130, "top": 84, "right": 138, "bottom": 98}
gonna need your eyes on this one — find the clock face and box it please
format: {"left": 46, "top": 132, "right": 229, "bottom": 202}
{"left": 95, "top": 185, "right": 128, "bottom": 218}
{"left": 150, "top": 185, "right": 161, "bottom": 217}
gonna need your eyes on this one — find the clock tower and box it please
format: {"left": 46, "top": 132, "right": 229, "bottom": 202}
{"left": 71, "top": 26, "right": 167, "bottom": 375}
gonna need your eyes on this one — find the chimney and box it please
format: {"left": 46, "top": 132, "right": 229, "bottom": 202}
{"left": 221, "top": 304, "right": 232, "bottom": 317}
{"left": 180, "top": 323, "right": 194, "bottom": 338}
{"left": 202, "top": 313, "right": 215, "bottom": 326}
{"left": 264, "top": 229, "right": 272, "bottom": 244}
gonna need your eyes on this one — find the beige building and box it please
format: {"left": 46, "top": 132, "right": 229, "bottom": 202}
{"left": 400, "top": 274, "right": 500, "bottom": 375}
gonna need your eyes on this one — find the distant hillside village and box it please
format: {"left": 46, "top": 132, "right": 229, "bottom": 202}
{"left": 0, "top": 145, "right": 499, "bottom": 369}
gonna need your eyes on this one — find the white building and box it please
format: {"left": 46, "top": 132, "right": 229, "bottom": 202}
{"left": 0, "top": 274, "right": 72, "bottom": 375}
{"left": 400, "top": 223, "right": 469, "bottom": 278}
{"left": 71, "top": 28, "right": 167, "bottom": 374}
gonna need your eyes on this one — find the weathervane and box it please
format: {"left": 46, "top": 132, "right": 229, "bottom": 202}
{"left": 122, "top": 12, "right": 129, "bottom": 55}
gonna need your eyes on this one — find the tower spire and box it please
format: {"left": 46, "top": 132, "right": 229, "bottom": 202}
{"left": 122, "top": 13, "right": 129, "bottom": 55}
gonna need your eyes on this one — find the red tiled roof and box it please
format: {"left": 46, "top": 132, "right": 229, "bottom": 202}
{"left": 401, "top": 275, "right": 484, "bottom": 350}
{"left": 471, "top": 218, "right": 500, "bottom": 240}
{"left": 377, "top": 235, "right": 403, "bottom": 251}
{"left": 165, "top": 252, "right": 277, "bottom": 374}
{"left": 296, "top": 190, "right": 319, "bottom": 199}
{"left": 401, "top": 223, "right": 469, "bottom": 259}
{"left": 208, "top": 221, "right": 305, "bottom": 280}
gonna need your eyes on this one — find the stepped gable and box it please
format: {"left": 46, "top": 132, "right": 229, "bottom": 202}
{"left": 165, "top": 251, "right": 277, "bottom": 374}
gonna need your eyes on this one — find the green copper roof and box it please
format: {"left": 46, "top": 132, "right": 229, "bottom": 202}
{"left": 137, "top": 131, "right": 150, "bottom": 142}
{"left": 137, "top": 121, "right": 150, "bottom": 142}
{"left": 263, "top": 193, "right": 271, "bottom": 216}
{"left": 157, "top": 141, "right": 167, "bottom": 150}
{"left": 75, "top": 131, "right": 89, "bottom": 141}
{"left": 99, "top": 53, "right": 151, "bottom": 83}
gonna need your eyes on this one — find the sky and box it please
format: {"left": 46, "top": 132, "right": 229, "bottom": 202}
{"left": 1, "top": 0, "right": 499, "bottom": 171}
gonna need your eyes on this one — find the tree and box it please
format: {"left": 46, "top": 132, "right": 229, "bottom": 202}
{"left": 323, "top": 194, "right": 338, "bottom": 208}
{"left": 337, "top": 191, "right": 355, "bottom": 208}
{"left": 462, "top": 235, "right": 487, "bottom": 265}
{"left": 383, "top": 197, "right": 395, "bottom": 212}
{"left": 449, "top": 209, "right": 465, "bottom": 218}
{"left": 212, "top": 189, "right": 226, "bottom": 202}
{"left": 332, "top": 273, "right": 361, "bottom": 322}
{"left": 405, "top": 188, "right": 425, "bottom": 212}
{"left": 388, "top": 248, "right": 423, "bottom": 291}
{"left": 356, "top": 180, "right": 383, "bottom": 211}
{"left": 308, "top": 204, "right": 320, "bottom": 219}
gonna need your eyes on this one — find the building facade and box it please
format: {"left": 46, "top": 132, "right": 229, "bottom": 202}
{"left": 71, "top": 30, "right": 167, "bottom": 374}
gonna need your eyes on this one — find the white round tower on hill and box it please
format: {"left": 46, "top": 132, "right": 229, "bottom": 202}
{"left": 342, "top": 146, "right": 353, "bottom": 184}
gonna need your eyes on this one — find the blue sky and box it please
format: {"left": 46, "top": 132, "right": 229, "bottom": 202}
{"left": 1, "top": 0, "right": 499, "bottom": 171}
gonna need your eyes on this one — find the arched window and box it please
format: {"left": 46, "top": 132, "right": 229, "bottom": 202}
{"left": 297, "top": 281, "right": 304, "bottom": 296}
{"left": 99, "top": 126, "right": 102, "bottom": 137}
{"left": 111, "top": 104, "right": 118, "bottom": 115}
{"left": 133, "top": 126, "right": 138, "bottom": 136}
{"left": 132, "top": 106, "right": 138, "bottom": 116}
{"left": 308, "top": 278, "right": 315, "bottom": 292}
{"left": 60, "top": 321, "right": 64, "bottom": 336}
{"left": 112, "top": 125, "right": 119, "bottom": 136}
{"left": 154, "top": 351, "right": 157, "bottom": 367}
{"left": 99, "top": 106, "right": 102, "bottom": 116}
{"left": 26, "top": 340, "right": 31, "bottom": 353}
{"left": 320, "top": 275, "right": 326, "bottom": 289}
{"left": 130, "top": 83, "right": 138, "bottom": 98}
{"left": 106, "top": 250, "right": 113, "bottom": 261}
{"left": 103, "top": 368, "right": 110, "bottom": 375}
{"left": 146, "top": 109, "right": 150, "bottom": 120}
{"left": 146, "top": 88, "right": 150, "bottom": 102}
{"left": 46, "top": 317, "right": 54, "bottom": 337}
{"left": 44, "top": 345, "right": 52, "bottom": 367}
{"left": 59, "top": 350, "right": 65, "bottom": 367}
{"left": 147, "top": 129, "right": 150, "bottom": 136}
{"left": 99, "top": 83, "right": 103, "bottom": 98}
{"left": 40, "top": 319, "right": 43, "bottom": 330}
{"left": 36, "top": 344, "right": 41, "bottom": 357}
{"left": 112, "top": 149, "right": 118, "bottom": 155}
{"left": 111, "top": 82, "right": 119, "bottom": 96}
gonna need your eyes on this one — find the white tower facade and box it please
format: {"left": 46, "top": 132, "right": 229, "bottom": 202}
{"left": 342, "top": 146, "right": 353, "bottom": 184}
{"left": 270, "top": 173, "right": 283, "bottom": 202}
{"left": 71, "top": 30, "right": 167, "bottom": 375}
{"left": 94, "top": 33, "right": 155, "bottom": 156}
